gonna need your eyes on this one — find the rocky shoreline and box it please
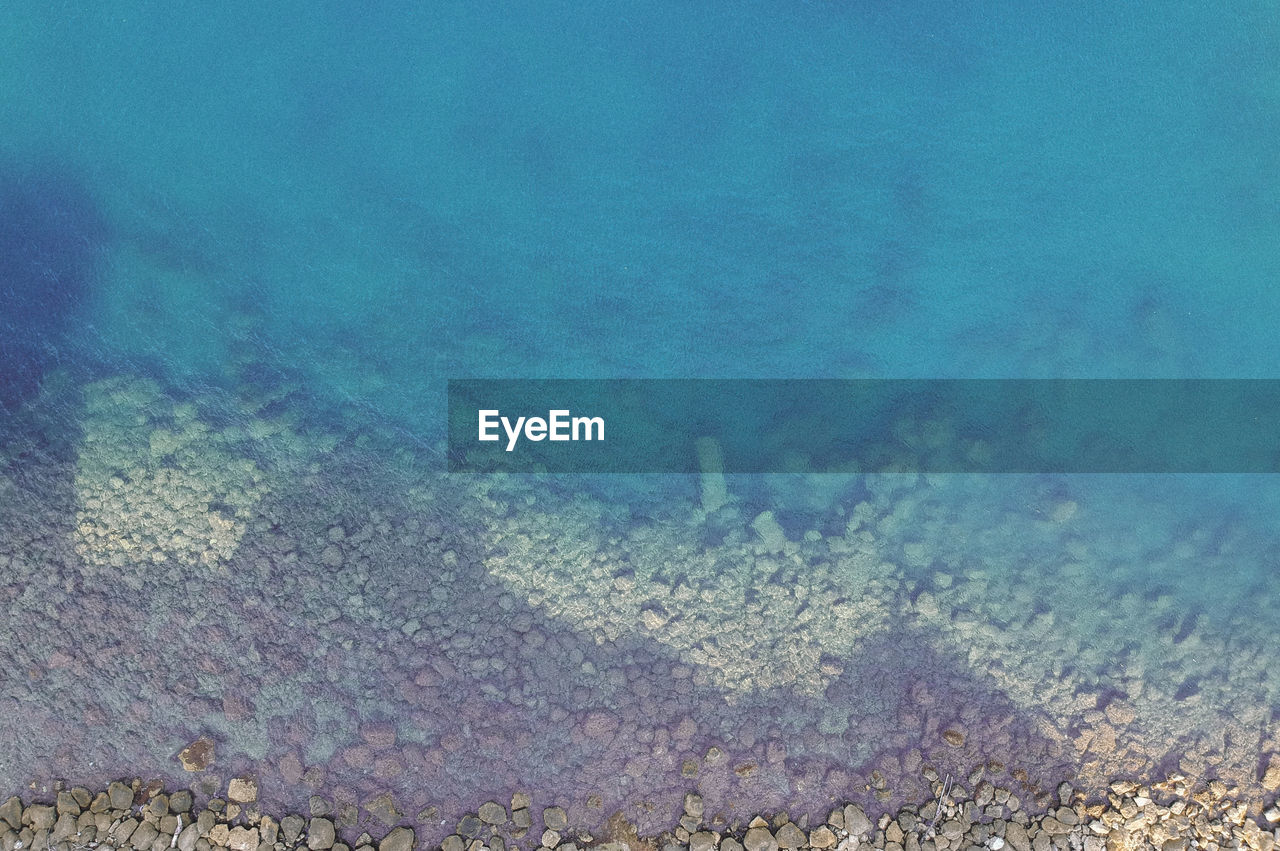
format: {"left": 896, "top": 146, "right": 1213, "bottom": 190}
{"left": 4, "top": 768, "right": 1280, "bottom": 851}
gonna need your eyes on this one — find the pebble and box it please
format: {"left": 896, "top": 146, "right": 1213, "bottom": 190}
{"left": 0, "top": 770, "right": 1273, "bottom": 851}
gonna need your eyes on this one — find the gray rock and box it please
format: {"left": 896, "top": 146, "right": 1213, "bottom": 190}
{"left": 109, "top": 783, "right": 135, "bottom": 812}
{"left": 115, "top": 818, "right": 139, "bottom": 844}
{"left": 721, "top": 839, "right": 744, "bottom": 851}
{"left": 743, "top": 827, "right": 778, "bottom": 851}
{"left": 282, "top": 816, "right": 306, "bottom": 845}
{"left": 1003, "top": 823, "right": 1030, "bottom": 851}
{"left": 776, "top": 823, "right": 805, "bottom": 850}
{"left": 310, "top": 797, "right": 331, "bottom": 817}
{"left": 513, "top": 809, "right": 532, "bottom": 830}
{"left": 50, "top": 813, "right": 77, "bottom": 843}
{"left": 479, "top": 803, "right": 507, "bottom": 825}
{"left": 169, "top": 792, "right": 193, "bottom": 814}
{"left": 1039, "top": 817, "right": 1070, "bottom": 836}
{"left": 177, "top": 824, "right": 199, "bottom": 851}
{"left": 456, "top": 815, "right": 482, "bottom": 838}
{"left": 131, "top": 820, "right": 160, "bottom": 850}
{"left": 0, "top": 799, "right": 18, "bottom": 831}
{"left": 683, "top": 795, "right": 704, "bottom": 820}
{"left": 441, "top": 835, "right": 464, "bottom": 851}
{"left": 307, "top": 818, "right": 336, "bottom": 850}
{"left": 55, "top": 793, "right": 80, "bottom": 817}
{"left": 543, "top": 808, "right": 567, "bottom": 831}
{"left": 690, "top": 831, "right": 717, "bottom": 851}
{"left": 25, "top": 806, "right": 56, "bottom": 832}
{"left": 378, "top": 827, "right": 414, "bottom": 851}
{"left": 843, "top": 806, "right": 872, "bottom": 837}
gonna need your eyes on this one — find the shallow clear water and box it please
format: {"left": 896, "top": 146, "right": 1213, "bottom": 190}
{"left": 1, "top": 0, "right": 1279, "bottom": 841}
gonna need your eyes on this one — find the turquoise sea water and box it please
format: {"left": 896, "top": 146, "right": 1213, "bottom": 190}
{"left": 2, "top": 0, "right": 1279, "bottom": 840}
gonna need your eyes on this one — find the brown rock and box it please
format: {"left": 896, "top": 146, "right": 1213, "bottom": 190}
{"left": 744, "top": 827, "right": 778, "bottom": 851}
{"left": 360, "top": 723, "right": 397, "bottom": 750}
{"left": 809, "top": 827, "right": 835, "bottom": 849}
{"left": 26, "top": 805, "right": 56, "bottom": 831}
{"left": 379, "top": 827, "right": 414, "bottom": 851}
{"left": 227, "top": 827, "right": 259, "bottom": 851}
{"left": 0, "top": 797, "right": 20, "bottom": 831}
{"left": 180, "top": 739, "right": 215, "bottom": 771}
{"left": 51, "top": 812, "right": 78, "bottom": 842}
{"left": 1263, "top": 755, "right": 1280, "bottom": 792}
{"left": 228, "top": 778, "right": 257, "bottom": 804}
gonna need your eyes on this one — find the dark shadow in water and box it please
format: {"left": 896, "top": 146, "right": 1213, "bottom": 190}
{"left": 0, "top": 164, "right": 108, "bottom": 412}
